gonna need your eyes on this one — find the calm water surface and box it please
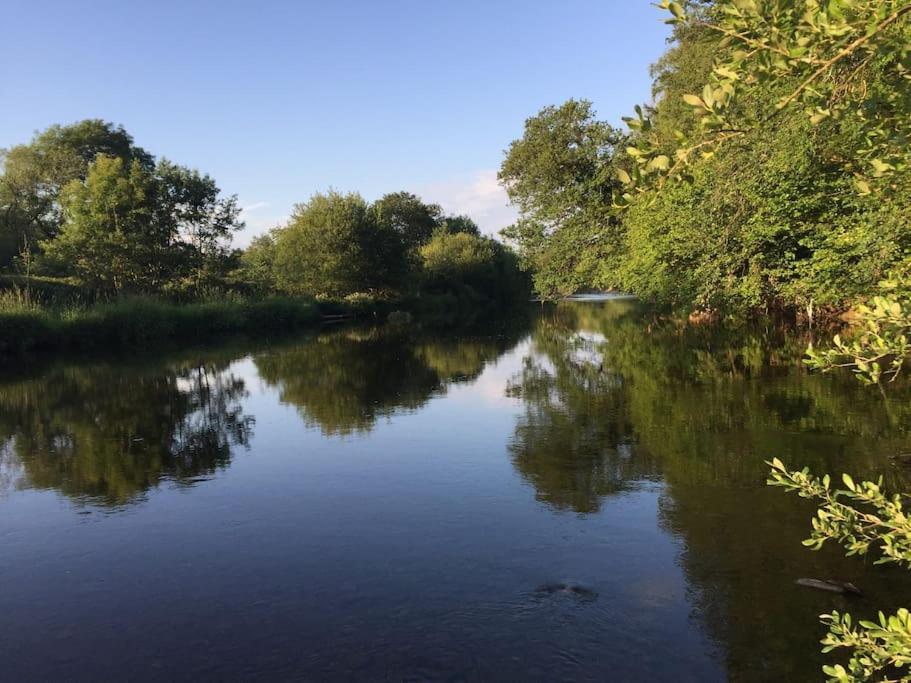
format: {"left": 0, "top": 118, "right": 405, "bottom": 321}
{"left": 2, "top": 300, "right": 911, "bottom": 681}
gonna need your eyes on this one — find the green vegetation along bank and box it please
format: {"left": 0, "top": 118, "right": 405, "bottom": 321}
{"left": 499, "top": 0, "right": 911, "bottom": 322}
{"left": 0, "top": 121, "right": 530, "bottom": 355}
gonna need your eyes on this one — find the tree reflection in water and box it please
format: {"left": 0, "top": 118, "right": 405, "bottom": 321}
{"left": 0, "top": 358, "right": 253, "bottom": 506}
{"left": 254, "top": 325, "right": 528, "bottom": 437}
{"left": 505, "top": 300, "right": 911, "bottom": 680}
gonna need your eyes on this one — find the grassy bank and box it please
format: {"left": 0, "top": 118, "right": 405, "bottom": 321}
{"left": 0, "top": 297, "right": 330, "bottom": 355}
{"left": 0, "top": 284, "right": 525, "bottom": 357}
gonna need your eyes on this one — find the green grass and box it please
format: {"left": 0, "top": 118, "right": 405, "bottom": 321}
{"left": 0, "top": 279, "right": 528, "bottom": 358}
{"left": 0, "top": 296, "right": 324, "bottom": 355}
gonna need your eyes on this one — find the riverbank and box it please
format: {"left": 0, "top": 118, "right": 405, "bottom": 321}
{"left": 0, "top": 297, "right": 326, "bottom": 356}
{"left": 0, "top": 287, "right": 525, "bottom": 358}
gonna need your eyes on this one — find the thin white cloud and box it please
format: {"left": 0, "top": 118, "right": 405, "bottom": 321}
{"left": 234, "top": 200, "right": 286, "bottom": 248}
{"left": 418, "top": 169, "right": 518, "bottom": 237}
{"left": 240, "top": 201, "right": 270, "bottom": 214}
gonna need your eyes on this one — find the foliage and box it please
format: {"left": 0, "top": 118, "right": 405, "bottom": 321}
{"left": 272, "top": 190, "right": 408, "bottom": 297}
{"left": 3, "top": 122, "right": 522, "bottom": 306}
{"left": 499, "top": 2, "right": 911, "bottom": 312}
{"left": 769, "top": 459, "right": 911, "bottom": 567}
{"left": 261, "top": 189, "right": 526, "bottom": 302}
{"left": 420, "top": 231, "right": 495, "bottom": 285}
{"left": 41, "top": 155, "right": 241, "bottom": 292}
{"left": 42, "top": 156, "right": 162, "bottom": 290}
{"left": 807, "top": 296, "right": 911, "bottom": 384}
{"left": 769, "top": 458, "right": 911, "bottom": 682}
{"left": 419, "top": 229, "right": 526, "bottom": 301}
{"left": 818, "top": 610, "right": 911, "bottom": 683}
{"left": 374, "top": 191, "right": 443, "bottom": 251}
{"left": 1, "top": 120, "right": 243, "bottom": 294}
{"left": 0, "top": 120, "right": 152, "bottom": 267}
{"left": 626, "top": 0, "right": 911, "bottom": 197}
{"left": 438, "top": 214, "right": 481, "bottom": 237}
{"left": 499, "top": 100, "right": 627, "bottom": 298}
{"left": 236, "top": 231, "right": 278, "bottom": 293}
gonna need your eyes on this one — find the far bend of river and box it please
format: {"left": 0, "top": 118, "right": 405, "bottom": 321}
{"left": 3, "top": 299, "right": 911, "bottom": 682}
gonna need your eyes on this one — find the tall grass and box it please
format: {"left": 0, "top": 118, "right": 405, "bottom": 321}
{"left": 0, "top": 296, "right": 322, "bottom": 356}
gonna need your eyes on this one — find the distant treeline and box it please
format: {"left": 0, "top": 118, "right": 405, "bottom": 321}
{"left": 0, "top": 120, "right": 528, "bottom": 306}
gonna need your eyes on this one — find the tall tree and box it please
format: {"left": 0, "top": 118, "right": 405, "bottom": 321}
{"left": 273, "top": 191, "right": 408, "bottom": 297}
{"left": 0, "top": 120, "right": 152, "bottom": 268}
{"left": 43, "top": 156, "right": 163, "bottom": 291}
{"left": 373, "top": 191, "right": 443, "bottom": 250}
{"left": 499, "top": 100, "right": 627, "bottom": 298}
{"left": 42, "top": 155, "right": 242, "bottom": 292}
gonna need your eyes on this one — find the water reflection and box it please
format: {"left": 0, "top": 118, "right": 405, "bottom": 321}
{"left": 2, "top": 304, "right": 911, "bottom": 681}
{"left": 506, "top": 322, "right": 652, "bottom": 513}
{"left": 513, "top": 301, "right": 911, "bottom": 680}
{"left": 255, "top": 325, "right": 527, "bottom": 437}
{"left": 0, "top": 358, "right": 253, "bottom": 505}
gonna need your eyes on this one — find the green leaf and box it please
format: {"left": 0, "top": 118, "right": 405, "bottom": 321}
{"left": 647, "top": 155, "right": 670, "bottom": 172}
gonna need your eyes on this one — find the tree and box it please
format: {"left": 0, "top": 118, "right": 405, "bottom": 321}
{"left": 420, "top": 231, "right": 497, "bottom": 289}
{"left": 152, "top": 159, "right": 243, "bottom": 288}
{"left": 42, "top": 155, "right": 242, "bottom": 292}
{"left": 624, "top": 0, "right": 911, "bottom": 197}
{"left": 618, "top": 1, "right": 911, "bottom": 314}
{"left": 237, "top": 232, "right": 279, "bottom": 293}
{"left": 419, "top": 229, "right": 528, "bottom": 302}
{"left": 272, "top": 191, "right": 408, "bottom": 297}
{"left": 0, "top": 120, "right": 152, "bottom": 268}
{"left": 43, "top": 156, "right": 163, "bottom": 291}
{"left": 373, "top": 191, "right": 443, "bottom": 251}
{"left": 498, "top": 100, "right": 627, "bottom": 298}
{"left": 438, "top": 214, "right": 481, "bottom": 237}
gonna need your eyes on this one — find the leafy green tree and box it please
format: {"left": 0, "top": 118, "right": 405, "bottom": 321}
{"left": 272, "top": 191, "right": 408, "bottom": 297}
{"left": 499, "top": 100, "right": 627, "bottom": 298}
{"left": 153, "top": 159, "right": 243, "bottom": 288}
{"left": 43, "top": 156, "right": 164, "bottom": 291}
{"left": 373, "top": 191, "right": 443, "bottom": 251}
{"left": 42, "top": 155, "right": 242, "bottom": 292}
{"left": 420, "top": 231, "right": 496, "bottom": 289}
{"left": 625, "top": 0, "right": 911, "bottom": 197}
{"left": 0, "top": 120, "right": 152, "bottom": 268}
{"left": 616, "top": 1, "right": 911, "bottom": 314}
{"left": 438, "top": 214, "right": 481, "bottom": 237}
{"left": 420, "top": 229, "right": 527, "bottom": 302}
{"left": 237, "top": 231, "right": 279, "bottom": 293}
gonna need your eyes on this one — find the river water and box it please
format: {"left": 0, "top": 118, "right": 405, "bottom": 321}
{"left": 2, "top": 299, "right": 910, "bottom": 681}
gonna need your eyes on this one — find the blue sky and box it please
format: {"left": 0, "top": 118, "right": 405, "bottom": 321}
{"left": 2, "top": 1, "right": 671, "bottom": 243}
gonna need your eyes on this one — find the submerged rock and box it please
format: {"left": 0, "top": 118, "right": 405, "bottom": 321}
{"left": 534, "top": 582, "right": 598, "bottom": 600}
{"left": 795, "top": 578, "right": 863, "bottom": 596}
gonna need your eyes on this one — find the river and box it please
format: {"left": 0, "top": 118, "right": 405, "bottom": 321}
{"left": 2, "top": 299, "right": 910, "bottom": 681}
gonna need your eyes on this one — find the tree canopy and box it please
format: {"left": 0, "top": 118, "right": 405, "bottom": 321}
{"left": 1, "top": 120, "right": 242, "bottom": 294}
{"left": 0, "top": 120, "right": 153, "bottom": 267}
{"left": 499, "top": 2, "right": 911, "bottom": 314}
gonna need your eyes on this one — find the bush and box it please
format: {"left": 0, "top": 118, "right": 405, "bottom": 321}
{"left": 419, "top": 230, "right": 529, "bottom": 303}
